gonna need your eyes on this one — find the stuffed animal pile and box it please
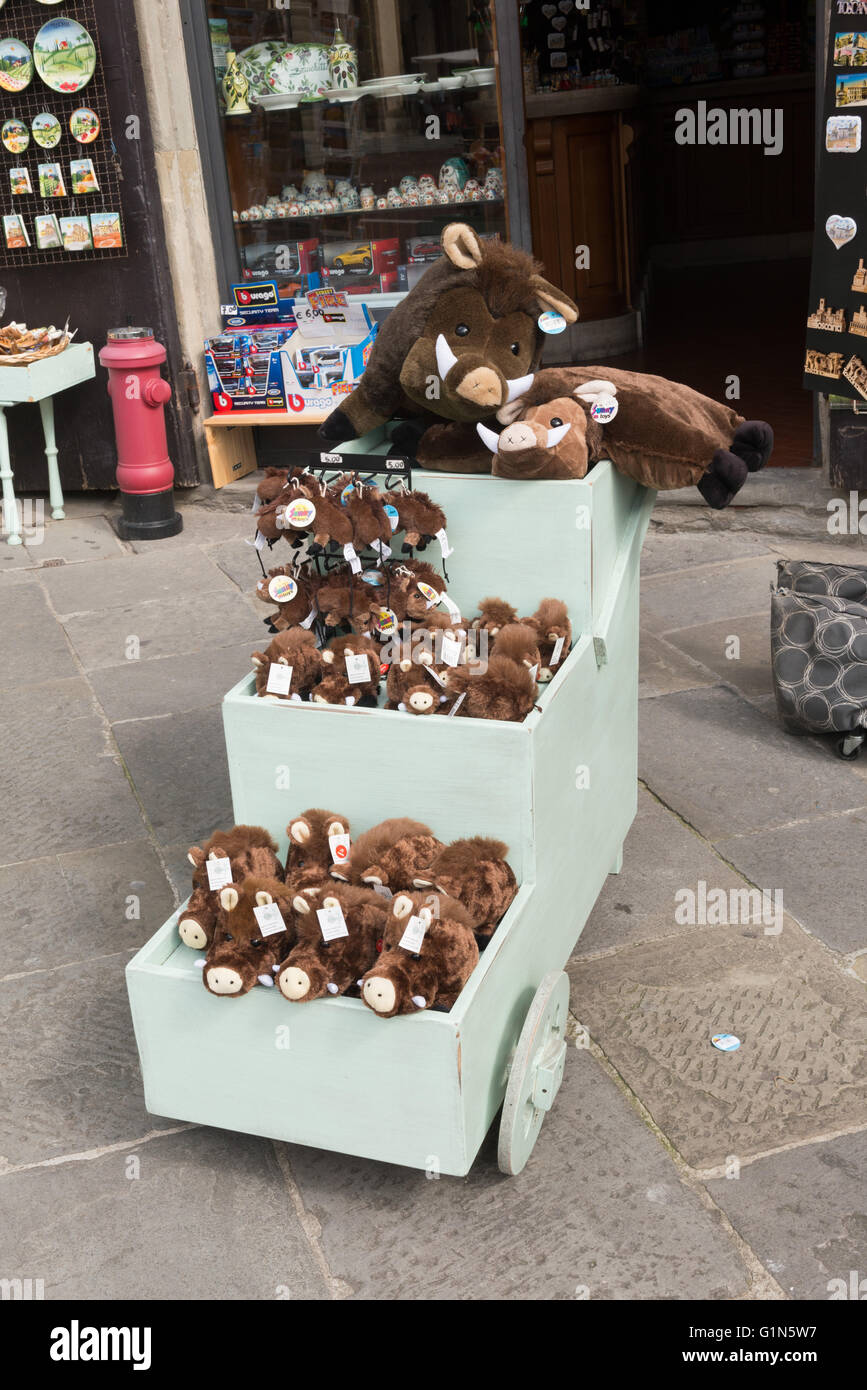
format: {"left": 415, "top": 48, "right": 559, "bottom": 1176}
{"left": 180, "top": 813, "right": 518, "bottom": 1018}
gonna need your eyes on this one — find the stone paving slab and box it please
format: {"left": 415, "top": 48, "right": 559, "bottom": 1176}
{"left": 569, "top": 922, "right": 867, "bottom": 1171}
{"left": 0, "top": 840, "right": 174, "bottom": 977}
{"left": 89, "top": 643, "right": 255, "bottom": 722}
{"left": 639, "top": 631, "right": 717, "bottom": 700}
{"left": 286, "top": 1048, "right": 751, "bottom": 1300}
{"left": 0, "top": 953, "right": 178, "bottom": 1167}
{"left": 0, "top": 580, "right": 78, "bottom": 688}
{"left": 0, "top": 1127, "right": 330, "bottom": 1300}
{"left": 716, "top": 809, "right": 867, "bottom": 956}
{"left": 112, "top": 707, "right": 233, "bottom": 847}
{"left": 0, "top": 678, "right": 144, "bottom": 862}
{"left": 61, "top": 590, "right": 259, "bottom": 672}
{"left": 207, "top": 537, "right": 263, "bottom": 593}
{"left": 128, "top": 507, "right": 256, "bottom": 551}
{"left": 641, "top": 529, "right": 773, "bottom": 577}
{"left": 638, "top": 686, "right": 867, "bottom": 840}
{"left": 663, "top": 613, "right": 775, "bottom": 701}
{"left": 38, "top": 547, "right": 236, "bottom": 616}
{"left": 641, "top": 556, "right": 778, "bottom": 634}
{"left": 24, "top": 516, "right": 125, "bottom": 565}
{"left": 576, "top": 789, "right": 748, "bottom": 956}
{"left": 707, "top": 1133, "right": 867, "bottom": 1300}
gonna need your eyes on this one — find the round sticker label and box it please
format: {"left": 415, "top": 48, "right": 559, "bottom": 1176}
{"left": 269, "top": 575, "right": 297, "bottom": 604}
{"left": 418, "top": 582, "right": 441, "bottom": 606}
{"left": 711, "top": 1033, "right": 741, "bottom": 1052}
{"left": 374, "top": 608, "right": 397, "bottom": 634}
{"left": 590, "top": 393, "right": 619, "bottom": 424}
{"left": 340, "top": 484, "right": 355, "bottom": 506}
{"left": 286, "top": 499, "right": 316, "bottom": 529}
{"left": 384, "top": 504, "right": 399, "bottom": 533}
{"left": 360, "top": 570, "right": 384, "bottom": 587}
{"left": 538, "top": 310, "right": 567, "bottom": 335}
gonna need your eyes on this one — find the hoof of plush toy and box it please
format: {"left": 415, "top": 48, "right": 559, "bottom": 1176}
{"left": 206, "top": 966, "right": 243, "bottom": 996}
{"left": 363, "top": 975, "right": 396, "bottom": 1014}
{"left": 326, "top": 982, "right": 339, "bottom": 995}
{"left": 731, "top": 420, "right": 774, "bottom": 473}
{"left": 698, "top": 450, "right": 749, "bottom": 509}
{"left": 319, "top": 408, "right": 357, "bottom": 444}
{"left": 179, "top": 918, "right": 208, "bottom": 951}
{"left": 391, "top": 418, "right": 430, "bottom": 455}
{"left": 278, "top": 966, "right": 311, "bottom": 1001}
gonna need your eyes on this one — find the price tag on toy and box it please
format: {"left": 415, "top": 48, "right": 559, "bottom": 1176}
{"left": 440, "top": 593, "right": 462, "bottom": 625}
{"left": 266, "top": 663, "right": 294, "bottom": 696}
{"left": 538, "top": 309, "right": 567, "bottom": 335}
{"left": 374, "top": 607, "right": 397, "bottom": 636}
{"left": 551, "top": 636, "right": 566, "bottom": 666}
{"left": 399, "top": 914, "right": 428, "bottom": 953}
{"left": 447, "top": 691, "right": 467, "bottom": 718}
{"left": 254, "top": 902, "right": 287, "bottom": 937}
{"left": 371, "top": 539, "right": 392, "bottom": 559}
{"left": 418, "top": 582, "right": 440, "bottom": 608}
{"left": 590, "top": 393, "right": 619, "bottom": 424}
{"left": 329, "top": 833, "right": 351, "bottom": 866}
{"left": 206, "top": 857, "right": 233, "bottom": 891}
{"left": 254, "top": 531, "right": 268, "bottom": 552}
{"left": 384, "top": 504, "right": 399, "bottom": 533}
{"left": 300, "top": 609, "right": 317, "bottom": 630}
{"left": 345, "top": 652, "right": 371, "bottom": 685}
{"left": 344, "top": 543, "right": 363, "bottom": 575}
{"left": 287, "top": 499, "right": 316, "bottom": 529}
{"left": 318, "top": 902, "right": 350, "bottom": 942}
{"left": 269, "top": 575, "right": 297, "bottom": 604}
{"left": 251, "top": 493, "right": 262, "bottom": 515}
{"left": 440, "top": 634, "right": 462, "bottom": 668}
{"left": 436, "top": 527, "right": 453, "bottom": 559}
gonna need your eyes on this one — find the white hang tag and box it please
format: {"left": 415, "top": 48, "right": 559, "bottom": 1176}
{"left": 436, "top": 527, "right": 453, "bottom": 559}
{"left": 318, "top": 902, "right": 350, "bottom": 942}
{"left": 344, "top": 543, "right": 362, "bottom": 575}
{"left": 372, "top": 882, "right": 393, "bottom": 899}
{"left": 399, "top": 914, "right": 428, "bottom": 953}
{"left": 206, "top": 857, "right": 233, "bottom": 891}
{"left": 447, "top": 691, "right": 467, "bottom": 718}
{"left": 329, "top": 832, "right": 351, "bottom": 866}
{"left": 252, "top": 493, "right": 263, "bottom": 515}
{"left": 254, "top": 531, "right": 269, "bottom": 552}
{"left": 529, "top": 664, "right": 539, "bottom": 683}
{"left": 300, "top": 609, "right": 317, "bottom": 630}
{"left": 266, "top": 663, "right": 294, "bottom": 696}
{"left": 345, "top": 652, "right": 371, "bottom": 685}
{"left": 425, "top": 664, "right": 448, "bottom": 688}
{"left": 371, "top": 540, "right": 392, "bottom": 559}
{"left": 551, "top": 635, "right": 566, "bottom": 665}
{"left": 440, "top": 592, "right": 462, "bottom": 625}
{"left": 440, "top": 634, "right": 462, "bottom": 668}
{"left": 254, "top": 902, "right": 287, "bottom": 937}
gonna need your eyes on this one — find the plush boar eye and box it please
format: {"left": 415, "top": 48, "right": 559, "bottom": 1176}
{"left": 455, "top": 323, "right": 469, "bottom": 337}
{"left": 510, "top": 342, "right": 520, "bottom": 355}
{"left": 222, "top": 933, "right": 233, "bottom": 943}
{"left": 550, "top": 417, "right": 563, "bottom": 428}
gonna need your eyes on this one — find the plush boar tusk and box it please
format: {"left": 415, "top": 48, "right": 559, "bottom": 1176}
{"left": 435, "top": 333, "right": 458, "bottom": 380}
{"left": 504, "top": 372, "right": 535, "bottom": 404}
{"left": 476, "top": 422, "right": 500, "bottom": 455}
{"left": 258, "top": 975, "right": 275, "bottom": 988}
{"left": 326, "top": 983, "right": 339, "bottom": 995}
{"left": 412, "top": 996, "right": 427, "bottom": 1010}
{"left": 546, "top": 422, "right": 572, "bottom": 448}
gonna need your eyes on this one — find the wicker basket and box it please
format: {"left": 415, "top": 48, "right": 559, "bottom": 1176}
{"left": 0, "top": 334, "right": 72, "bottom": 367}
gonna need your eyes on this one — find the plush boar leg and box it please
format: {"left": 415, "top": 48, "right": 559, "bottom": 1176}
{"left": 178, "top": 888, "right": 217, "bottom": 951}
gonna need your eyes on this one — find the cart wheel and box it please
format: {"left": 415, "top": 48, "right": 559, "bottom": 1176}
{"left": 836, "top": 733, "right": 865, "bottom": 761}
{"left": 498, "top": 971, "right": 570, "bottom": 1176}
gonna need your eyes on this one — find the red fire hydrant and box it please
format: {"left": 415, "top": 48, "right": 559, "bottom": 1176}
{"left": 100, "top": 327, "right": 183, "bottom": 540}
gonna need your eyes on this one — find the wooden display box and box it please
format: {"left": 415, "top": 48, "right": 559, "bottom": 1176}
{"left": 127, "top": 462, "right": 654, "bottom": 1174}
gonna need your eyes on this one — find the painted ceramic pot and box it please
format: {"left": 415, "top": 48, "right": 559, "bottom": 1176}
{"left": 399, "top": 175, "right": 418, "bottom": 196}
{"left": 267, "top": 45, "right": 330, "bottom": 98}
{"left": 302, "top": 169, "right": 329, "bottom": 199}
{"left": 239, "top": 210, "right": 251, "bottom": 222}
{"left": 276, "top": 205, "right": 289, "bottom": 218}
{"left": 360, "top": 186, "right": 375, "bottom": 209}
{"left": 418, "top": 174, "right": 436, "bottom": 192}
{"left": 233, "top": 210, "right": 240, "bottom": 223}
{"left": 375, "top": 196, "right": 388, "bottom": 210}
{"left": 328, "top": 27, "right": 358, "bottom": 90}
{"left": 435, "top": 189, "right": 451, "bottom": 204}
{"left": 287, "top": 202, "right": 302, "bottom": 216}
{"left": 403, "top": 193, "right": 420, "bottom": 207}
{"left": 439, "top": 157, "right": 469, "bottom": 191}
{"left": 421, "top": 191, "right": 437, "bottom": 205}
{"left": 282, "top": 184, "right": 300, "bottom": 201}
{"left": 386, "top": 187, "right": 403, "bottom": 207}
{"left": 339, "top": 188, "right": 360, "bottom": 210}
{"left": 464, "top": 179, "right": 483, "bottom": 201}
{"left": 306, "top": 199, "right": 325, "bottom": 215}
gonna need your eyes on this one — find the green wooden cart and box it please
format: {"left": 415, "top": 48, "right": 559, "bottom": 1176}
{"left": 126, "top": 450, "right": 654, "bottom": 1175}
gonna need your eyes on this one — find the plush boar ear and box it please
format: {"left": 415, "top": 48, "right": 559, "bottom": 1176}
{"left": 292, "top": 895, "right": 312, "bottom": 914}
{"left": 322, "top": 896, "right": 339, "bottom": 910}
{"left": 442, "top": 223, "right": 483, "bottom": 270}
{"left": 327, "top": 820, "right": 346, "bottom": 836}
{"left": 322, "top": 649, "right": 335, "bottom": 665}
{"left": 530, "top": 275, "right": 579, "bottom": 324}
{"left": 255, "top": 891, "right": 274, "bottom": 907}
{"left": 289, "top": 819, "right": 311, "bottom": 844}
{"left": 187, "top": 847, "right": 205, "bottom": 868}
{"left": 220, "top": 886, "right": 239, "bottom": 912}
{"left": 393, "top": 894, "right": 414, "bottom": 919}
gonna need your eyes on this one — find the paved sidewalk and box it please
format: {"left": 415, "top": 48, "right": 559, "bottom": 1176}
{"left": 0, "top": 486, "right": 864, "bottom": 1301}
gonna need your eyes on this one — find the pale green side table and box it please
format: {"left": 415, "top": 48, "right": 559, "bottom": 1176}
{"left": 0, "top": 342, "right": 96, "bottom": 545}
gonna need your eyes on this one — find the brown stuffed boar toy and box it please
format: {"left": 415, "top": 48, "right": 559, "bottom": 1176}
{"left": 276, "top": 881, "right": 390, "bottom": 1002}
{"left": 490, "top": 622, "right": 542, "bottom": 675}
{"left": 180, "top": 826, "right": 283, "bottom": 951}
{"left": 413, "top": 837, "right": 518, "bottom": 940}
{"left": 311, "top": 633, "right": 382, "bottom": 707}
{"left": 284, "top": 808, "right": 351, "bottom": 894}
{"left": 203, "top": 876, "right": 296, "bottom": 998}
{"left": 360, "top": 890, "right": 479, "bottom": 1017}
{"left": 524, "top": 599, "right": 572, "bottom": 683}
{"left": 385, "top": 637, "right": 452, "bottom": 715}
{"left": 332, "top": 817, "right": 443, "bottom": 892}
{"left": 445, "top": 653, "right": 538, "bottom": 722}
{"left": 255, "top": 566, "right": 317, "bottom": 633}
{"left": 252, "top": 629, "right": 325, "bottom": 702}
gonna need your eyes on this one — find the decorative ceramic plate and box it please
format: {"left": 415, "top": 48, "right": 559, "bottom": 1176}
{"left": 0, "top": 38, "right": 34, "bottom": 93}
{"left": 2, "top": 118, "right": 30, "bottom": 155}
{"left": 266, "top": 45, "right": 330, "bottom": 98}
{"left": 69, "top": 106, "right": 100, "bottom": 144}
{"left": 32, "top": 112, "right": 62, "bottom": 149}
{"left": 236, "top": 41, "right": 284, "bottom": 99}
{"left": 34, "top": 16, "right": 96, "bottom": 94}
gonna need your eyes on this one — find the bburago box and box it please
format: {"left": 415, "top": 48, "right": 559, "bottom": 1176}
{"left": 205, "top": 322, "right": 298, "bottom": 414}
{"left": 322, "top": 238, "right": 399, "bottom": 296}
{"left": 277, "top": 291, "right": 378, "bottom": 418}
{"left": 240, "top": 239, "right": 322, "bottom": 298}
{"left": 220, "top": 279, "right": 302, "bottom": 329}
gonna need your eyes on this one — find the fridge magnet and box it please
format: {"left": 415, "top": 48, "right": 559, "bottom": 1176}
{"left": 826, "top": 213, "right": 857, "bottom": 248}
{"left": 60, "top": 214, "right": 93, "bottom": 251}
{"left": 32, "top": 112, "right": 62, "bottom": 149}
{"left": 834, "top": 32, "right": 867, "bottom": 66}
{"left": 34, "top": 213, "right": 62, "bottom": 250}
{"left": 69, "top": 107, "right": 100, "bottom": 144}
{"left": 10, "top": 167, "right": 33, "bottom": 196}
{"left": 70, "top": 158, "right": 99, "bottom": 195}
{"left": 807, "top": 298, "right": 846, "bottom": 332}
{"left": 0, "top": 38, "right": 34, "bottom": 93}
{"left": 850, "top": 305, "right": 867, "bottom": 338}
{"left": 2, "top": 118, "right": 30, "bottom": 155}
{"left": 90, "top": 211, "right": 122, "bottom": 249}
{"left": 843, "top": 354, "right": 867, "bottom": 399}
{"left": 38, "top": 161, "right": 66, "bottom": 197}
{"left": 804, "top": 347, "right": 845, "bottom": 379}
{"left": 852, "top": 258, "right": 867, "bottom": 291}
{"left": 3, "top": 213, "right": 30, "bottom": 249}
{"left": 33, "top": 17, "right": 96, "bottom": 95}
{"left": 826, "top": 114, "right": 861, "bottom": 151}
{"left": 836, "top": 73, "right": 867, "bottom": 106}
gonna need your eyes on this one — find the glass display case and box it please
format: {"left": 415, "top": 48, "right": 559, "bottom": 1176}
{"left": 202, "top": 0, "right": 509, "bottom": 305}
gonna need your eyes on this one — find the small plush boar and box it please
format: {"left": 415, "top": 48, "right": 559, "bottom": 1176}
{"left": 180, "top": 826, "right": 282, "bottom": 951}
{"left": 203, "top": 876, "right": 296, "bottom": 998}
{"left": 276, "top": 882, "right": 389, "bottom": 1003}
{"left": 359, "top": 890, "right": 478, "bottom": 1017}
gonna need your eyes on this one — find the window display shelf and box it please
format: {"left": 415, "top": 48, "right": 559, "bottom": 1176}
{"left": 235, "top": 198, "right": 504, "bottom": 229}
{"left": 249, "top": 70, "right": 497, "bottom": 111}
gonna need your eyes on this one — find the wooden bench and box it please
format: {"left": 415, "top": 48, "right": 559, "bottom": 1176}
{"left": 204, "top": 410, "right": 330, "bottom": 489}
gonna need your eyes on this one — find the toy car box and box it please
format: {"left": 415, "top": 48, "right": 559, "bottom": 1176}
{"left": 277, "top": 290, "right": 378, "bottom": 418}
{"left": 322, "top": 238, "right": 399, "bottom": 295}
{"left": 240, "top": 239, "right": 321, "bottom": 298}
